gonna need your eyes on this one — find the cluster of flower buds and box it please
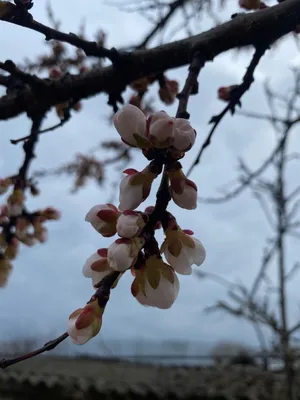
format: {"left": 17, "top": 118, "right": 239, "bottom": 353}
{"left": 0, "top": 181, "right": 60, "bottom": 284}
{"left": 48, "top": 68, "right": 82, "bottom": 120}
{"left": 67, "top": 105, "right": 206, "bottom": 345}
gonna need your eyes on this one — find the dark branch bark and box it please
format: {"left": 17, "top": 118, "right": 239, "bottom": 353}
{"left": 1, "top": 0, "right": 300, "bottom": 120}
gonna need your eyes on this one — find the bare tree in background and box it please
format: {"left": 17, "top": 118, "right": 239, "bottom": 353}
{"left": 198, "top": 68, "right": 300, "bottom": 399}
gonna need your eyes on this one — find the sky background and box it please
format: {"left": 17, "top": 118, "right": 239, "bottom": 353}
{"left": 0, "top": 0, "right": 300, "bottom": 358}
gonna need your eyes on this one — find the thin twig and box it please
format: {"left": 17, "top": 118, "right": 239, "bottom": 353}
{"left": 176, "top": 52, "right": 205, "bottom": 119}
{"left": 186, "top": 45, "right": 268, "bottom": 177}
{"left": 0, "top": 332, "right": 69, "bottom": 369}
{"left": 11, "top": 118, "right": 70, "bottom": 145}
{"left": 1, "top": 6, "right": 118, "bottom": 62}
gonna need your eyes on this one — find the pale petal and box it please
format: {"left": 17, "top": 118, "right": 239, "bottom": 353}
{"left": 108, "top": 242, "right": 134, "bottom": 272}
{"left": 164, "top": 248, "right": 193, "bottom": 275}
{"left": 119, "top": 176, "right": 144, "bottom": 211}
{"left": 116, "top": 214, "right": 140, "bottom": 238}
{"left": 135, "top": 274, "right": 179, "bottom": 309}
{"left": 85, "top": 204, "right": 109, "bottom": 231}
{"left": 173, "top": 119, "right": 196, "bottom": 151}
{"left": 82, "top": 252, "right": 100, "bottom": 277}
{"left": 171, "top": 184, "right": 197, "bottom": 210}
{"left": 149, "top": 117, "right": 175, "bottom": 143}
{"left": 67, "top": 317, "right": 94, "bottom": 345}
{"left": 113, "top": 104, "right": 147, "bottom": 147}
{"left": 191, "top": 238, "right": 206, "bottom": 266}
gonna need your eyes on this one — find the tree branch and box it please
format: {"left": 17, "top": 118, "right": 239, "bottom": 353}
{"left": 1, "top": 0, "right": 300, "bottom": 120}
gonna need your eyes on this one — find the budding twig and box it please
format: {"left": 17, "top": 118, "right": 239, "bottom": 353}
{"left": 11, "top": 116, "right": 71, "bottom": 145}
{"left": 176, "top": 52, "right": 205, "bottom": 119}
{"left": 0, "top": 60, "right": 47, "bottom": 91}
{"left": 186, "top": 45, "right": 268, "bottom": 177}
{"left": 1, "top": 5, "right": 119, "bottom": 63}
{"left": 16, "top": 115, "right": 44, "bottom": 190}
{"left": 0, "top": 332, "right": 69, "bottom": 369}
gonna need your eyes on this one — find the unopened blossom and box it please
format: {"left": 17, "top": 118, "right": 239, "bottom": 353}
{"left": 218, "top": 85, "right": 239, "bottom": 102}
{"left": 41, "top": 207, "right": 61, "bottom": 221}
{"left": 116, "top": 210, "right": 147, "bottom": 239}
{"left": 159, "top": 79, "right": 179, "bottom": 105}
{"left": 15, "top": 216, "right": 30, "bottom": 235}
{"left": 34, "top": 225, "right": 48, "bottom": 243}
{"left": 85, "top": 204, "right": 119, "bottom": 237}
{"left": 168, "top": 163, "right": 197, "bottom": 210}
{"left": 83, "top": 249, "right": 114, "bottom": 287}
{"left": 18, "top": 234, "right": 37, "bottom": 247}
{"left": 130, "top": 77, "right": 149, "bottom": 93}
{"left": 113, "top": 104, "right": 149, "bottom": 148}
{"left": 68, "top": 300, "right": 102, "bottom": 345}
{"left": 119, "top": 165, "right": 161, "bottom": 211}
{"left": 0, "top": 257, "right": 12, "bottom": 288}
{"left": 148, "top": 112, "right": 196, "bottom": 152}
{"left": 238, "top": 0, "right": 260, "bottom": 10}
{"left": 7, "top": 189, "right": 24, "bottom": 216}
{"left": 172, "top": 118, "right": 196, "bottom": 152}
{"left": 147, "top": 111, "right": 175, "bottom": 148}
{"left": 128, "top": 94, "right": 143, "bottom": 110}
{"left": 108, "top": 237, "right": 144, "bottom": 272}
{"left": 131, "top": 256, "right": 179, "bottom": 309}
{"left": 162, "top": 225, "right": 206, "bottom": 275}
{"left": 0, "top": 178, "right": 11, "bottom": 195}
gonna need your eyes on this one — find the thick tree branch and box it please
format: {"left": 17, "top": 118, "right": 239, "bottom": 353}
{"left": 1, "top": 0, "right": 300, "bottom": 120}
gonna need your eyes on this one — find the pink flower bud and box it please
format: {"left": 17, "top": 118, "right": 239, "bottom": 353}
{"left": 218, "top": 85, "right": 240, "bottom": 102}
{"left": 116, "top": 210, "right": 146, "bottom": 238}
{"left": 238, "top": 0, "right": 260, "bottom": 10}
{"left": 19, "top": 234, "right": 37, "bottom": 247}
{"left": 42, "top": 207, "right": 61, "bottom": 220}
{"left": 34, "top": 226, "right": 48, "bottom": 243}
{"left": 168, "top": 165, "right": 197, "bottom": 210}
{"left": 131, "top": 256, "right": 179, "bottom": 309}
{"left": 113, "top": 104, "right": 148, "bottom": 148}
{"left": 108, "top": 237, "right": 144, "bottom": 272}
{"left": 161, "top": 228, "right": 206, "bottom": 275}
{"left": 172, "top": 118, "right": 196, "bottom": 152}
{"left": 119, "top": 167, "right": 159, "bottom": 211}
{"left": 147, "top": 111, "right": 175, "bottom": 148}
{"left": 7, "top": 189, "right": 24, "bottom": 217}
{"left": 159, "top": 79, "right": 179, "bottom": 105}
{"left": 85, "top": 204, "right": 119, "bottom": 237}
{"left": 82, "top": 249, "right": 114, "bottom": 287}
{"left": 67, "top": 300, "right": 102, "bottom": 345}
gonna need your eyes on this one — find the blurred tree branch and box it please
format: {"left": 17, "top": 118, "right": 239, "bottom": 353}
{"left": 1, "top": 0, "right": 300, "bottom": 120}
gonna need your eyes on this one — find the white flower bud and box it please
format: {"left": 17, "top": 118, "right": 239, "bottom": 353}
{"left": 113, "top": 104, "right": 147, "bottom": 148}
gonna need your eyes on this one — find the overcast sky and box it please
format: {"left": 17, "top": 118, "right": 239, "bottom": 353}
{"left": 0, "top": 0, "right": 300, "bottom": 357}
